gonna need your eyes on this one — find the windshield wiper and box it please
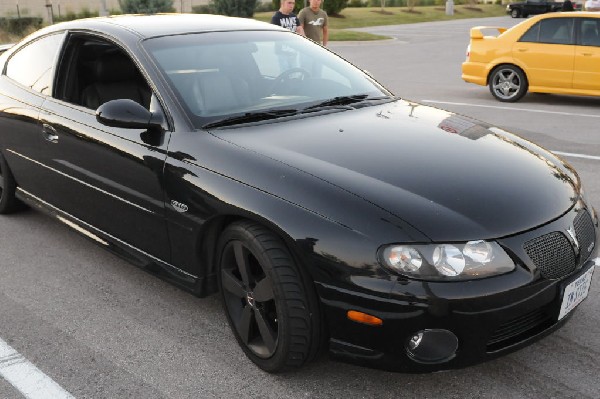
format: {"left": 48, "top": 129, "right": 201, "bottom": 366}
{"left": 202, "top": 109, "right": 299, "bottom": 129}
{"left": 302, "top": 94, "right": 392, "bottom": 111}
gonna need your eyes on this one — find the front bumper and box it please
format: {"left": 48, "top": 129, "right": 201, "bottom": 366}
{"left": 318, "top": 206, "right": 598, "bottom": 372}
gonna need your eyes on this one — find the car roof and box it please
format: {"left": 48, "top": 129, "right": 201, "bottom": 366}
{"left": 45, "top": 13, "right": 285, "bottom": 39}
{"left": 533, "top": 11, "right": 600, "bottom": 20}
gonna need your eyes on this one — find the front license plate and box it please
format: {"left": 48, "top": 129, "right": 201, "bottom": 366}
{"left": 558, "top": 265, "right": 595, "bottom": 321}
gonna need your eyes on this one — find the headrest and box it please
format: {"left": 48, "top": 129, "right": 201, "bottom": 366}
{"left": 92, "top": 52, "right": 138, "bottom": 83}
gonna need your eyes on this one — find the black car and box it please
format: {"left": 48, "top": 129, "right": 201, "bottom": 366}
{"left": 0, "top": 14, "right": 597, "bottom": 373}
{"left": 506, "top": 0, "right": 578, "bottom": 18}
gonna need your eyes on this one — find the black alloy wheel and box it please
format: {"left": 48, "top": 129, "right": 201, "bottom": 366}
{"left": 489, "top": 65, "right": 528, "bottom": 102}
{"left": 0, "top": 152, "right": 23, "bottom": 214}
{"left": 218, "top": 221, "right": 319, "bottom": 372}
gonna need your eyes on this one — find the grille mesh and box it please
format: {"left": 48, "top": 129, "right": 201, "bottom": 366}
{"left": 524, "top": 232, "right": 576, "bottom": 280}
{"left": 574, "top": 210, "right": 596, "bottom": 261}
{"left": 489, "top": 210, "right": 596, "bottom": 352}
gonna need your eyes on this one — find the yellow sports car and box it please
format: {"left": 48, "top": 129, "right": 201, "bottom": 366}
{"left": 462, "top": 12, "right": 600, "bottom": 102}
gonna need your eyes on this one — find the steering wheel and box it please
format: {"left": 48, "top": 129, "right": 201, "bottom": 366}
{"left": 271, "top": 68, "right": 311, "bottom": 95}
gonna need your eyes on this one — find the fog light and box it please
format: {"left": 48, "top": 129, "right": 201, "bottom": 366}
{"left": 405, "top": 329, "right": 458, "bottom": 364}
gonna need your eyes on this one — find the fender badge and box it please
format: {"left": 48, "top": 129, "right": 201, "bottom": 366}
{"left": 171, "top": 200, "right": 188, "bottom": 213}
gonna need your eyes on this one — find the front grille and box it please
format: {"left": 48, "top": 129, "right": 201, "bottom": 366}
{"left": 486, "top": 309, "right": 553, "bottom": 352}
{"left": 524, "top": 232, "right": 576, "bottom": 279}
{"left": 574, "top": 210, "right": 596, "bottom": 261}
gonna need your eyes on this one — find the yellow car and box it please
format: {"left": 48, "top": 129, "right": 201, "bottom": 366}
{"left": 462, "top": 12, "right": 600, "bottom": 102}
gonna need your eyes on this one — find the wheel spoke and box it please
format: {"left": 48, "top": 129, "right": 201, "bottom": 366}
{"left": 254, "top": 308, "right": 277, "bottom": 354}
{"left": 0, "top": 174, "right": 4, "bottom": 190}
{"left": 233, "top": 241, "right": 251, "bottom": 287}
{"left": 237, "top": 305, "right": 253, "bottom": 345}
{"left": 221, "top": 269, "right": 246, "bottom": 299}
{"left": 253, "top": 276, "right": 274, "bottom": 302}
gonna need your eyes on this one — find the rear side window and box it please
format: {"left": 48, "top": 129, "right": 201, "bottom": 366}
{"left": 519, "top": 22, "right": 540, "bottom": 43}
{"left": 519, "top": 18, "right": 574, "bottom": 45}
{"left": 5, "top": 33, "right": 65, "bottom": 95}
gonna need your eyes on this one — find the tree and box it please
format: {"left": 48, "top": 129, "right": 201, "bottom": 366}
{"left": 406, "top": 0, "right": 419, "bottom": 12}
{"left": 212, "top": 0, "right": 258, "bottom": 17}
{"left": 323, "top": 0, "right": 348, "bottom": 15}
{"left": 119, "top": 0, "right": 175, "bottom": 14}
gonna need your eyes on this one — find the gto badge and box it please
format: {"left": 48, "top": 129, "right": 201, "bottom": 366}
{"left": 171, "top": 200, "right": 188, "bottom": 213}
{"left": 566, "top": 225, "right": 580, "bottom": 252}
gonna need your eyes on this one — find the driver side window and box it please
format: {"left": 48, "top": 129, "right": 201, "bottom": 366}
{"left": 54, "top": 35, "right": 152, "bottom": 111}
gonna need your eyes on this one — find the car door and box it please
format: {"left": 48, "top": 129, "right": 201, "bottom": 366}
{"left": 573, "top": 18, "right": 600, "bottom": 91}
{"left": 513, "top": 17, "right": 575, "bottom": 89}
{"left": 0, "top": 32, "right": 65, "bottom": 198}
{"left": 36, "top": 33, "right": 172, "bottom": 262}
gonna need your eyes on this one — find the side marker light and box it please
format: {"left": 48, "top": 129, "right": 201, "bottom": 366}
{"left": 347, "top": 310, "right": 383, "bottom": 326}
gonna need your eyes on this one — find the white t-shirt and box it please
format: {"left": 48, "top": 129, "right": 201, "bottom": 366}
{"left": 585, "top": 0, "right": 600, "bottom": 10}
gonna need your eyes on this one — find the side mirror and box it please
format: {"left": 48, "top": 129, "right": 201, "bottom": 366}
{"left": 96, "top": 99, "right": 163, "bottom": 130}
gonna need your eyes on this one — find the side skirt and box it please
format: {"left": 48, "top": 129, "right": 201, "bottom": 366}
{"left": 14, "top": 187, "right": 216, "bottom": 296}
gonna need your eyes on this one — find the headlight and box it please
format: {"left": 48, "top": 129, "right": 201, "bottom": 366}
{"left": 379, "top": 240, "right": 514, "bottom": 280}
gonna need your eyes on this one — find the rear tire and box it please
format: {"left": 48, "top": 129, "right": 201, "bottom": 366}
{"left": 488, "top": 65, "right": 528, "bottom": 102}
{"left": 511, "top": 9, "right": 521, "bottom": 18}
{"left": 217, "top": 221, "right": 320, "bottom": 372}
{"left": 0, "top": 151, "right": 24, "bottom": 214}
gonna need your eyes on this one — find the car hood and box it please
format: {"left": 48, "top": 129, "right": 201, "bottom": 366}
{"left": 211, "top": 99, "right": 578, "bottom": 242}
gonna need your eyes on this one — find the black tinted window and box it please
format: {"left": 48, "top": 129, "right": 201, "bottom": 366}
{"left": 5, "top": 33, "right": 64, "bottom": 95}
{"left": 519, "top": 19, "right": 574, "bottom": 44}
{"left": 579, "top": 19, "right": 600, "bottom": 47}
{"left": 539, "top": 18, "right": 573, "bottom": 44}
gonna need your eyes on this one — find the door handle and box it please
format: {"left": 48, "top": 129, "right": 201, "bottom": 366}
{"left": 42, "top": 123, "right": 59, "bottom": 143}
{"left": 581, "top": 52, "right": 592, "bottom": 56}
{"left": 516, "top": 48, "right": 528, "bottom": 52}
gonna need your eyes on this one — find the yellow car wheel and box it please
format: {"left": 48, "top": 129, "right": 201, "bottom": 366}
{"left": 489, "top": 65, "right": 528, "bottom": 102}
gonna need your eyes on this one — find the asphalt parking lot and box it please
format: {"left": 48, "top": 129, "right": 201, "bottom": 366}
{"left": 1, "top": 16, "right": 599, "bottom": 398}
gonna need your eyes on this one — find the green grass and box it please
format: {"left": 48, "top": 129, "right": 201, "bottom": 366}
{"left": 256, "top": 5, "right": 507, "bottom": 41}
{"left": 329, "top": 30, "right": 391, "bottom": 41}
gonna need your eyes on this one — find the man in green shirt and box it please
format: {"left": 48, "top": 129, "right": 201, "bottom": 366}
{"left": 298, "top": 0, "right": 329, "bottom": 46}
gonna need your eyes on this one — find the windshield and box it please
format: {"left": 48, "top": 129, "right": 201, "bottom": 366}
{"left": 143, "top": 30, "right": 391, "bottom": 128}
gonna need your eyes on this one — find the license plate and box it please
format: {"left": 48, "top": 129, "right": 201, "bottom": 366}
{"left": 558, "top": 265, "right": 595, "bottom": 321}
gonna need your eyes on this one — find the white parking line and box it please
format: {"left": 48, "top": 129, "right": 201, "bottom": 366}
{"left": 552, "top": 151, "right": 600, "bottom": 161}
{"left": 422, "top": 100, "right": 600, "bottom": 119}
{"left": 0, "top": 337, "right": 75, "bottom": 399}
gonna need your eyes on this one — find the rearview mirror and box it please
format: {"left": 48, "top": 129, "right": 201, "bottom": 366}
{"left": 96, "top": 99, "right": 163, "bottom": 130}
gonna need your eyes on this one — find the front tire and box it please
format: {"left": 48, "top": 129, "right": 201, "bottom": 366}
{"left": 0, "top": 151, "right": 24, "bottom": 214}
{"left": 489, "top": 65, "right": 528, "bottom": 102}
{"left": 217, "top": 221, "right": 320, "bottom": 372}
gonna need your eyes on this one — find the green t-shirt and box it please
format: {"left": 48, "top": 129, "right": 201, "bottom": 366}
{"left": 298, "top": 7, "right": 328, "bottom": 44}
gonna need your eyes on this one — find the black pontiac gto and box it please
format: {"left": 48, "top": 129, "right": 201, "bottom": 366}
{"left": 0, "top": 14, "right": 597, "bottom": 373}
